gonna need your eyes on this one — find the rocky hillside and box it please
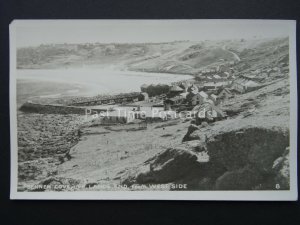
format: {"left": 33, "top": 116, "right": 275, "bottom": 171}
{"left": 122, "top": 78, "right": 290, "bottom": 190}
{"left": 229, "top": 37, "right": 289, "bottom": 75}
{"left": 121, "top": 37, "right": 291, "bottom": 191}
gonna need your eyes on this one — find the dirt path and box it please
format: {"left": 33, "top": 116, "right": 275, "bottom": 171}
{"left": 222, "top": 45, "right": 241, "bottom": 61}
{"left": 56, "top": 120, "right": 190, "bottom": 185}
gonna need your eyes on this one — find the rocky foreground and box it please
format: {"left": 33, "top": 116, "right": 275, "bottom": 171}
{"left": 17, "top": 37, "right": 291, "bottom": 191}
{"left": 17, "top": 77, "right": 290, "bottom": 192}
{"left": 17, "top": 113, "right": 86, "bottom": 188}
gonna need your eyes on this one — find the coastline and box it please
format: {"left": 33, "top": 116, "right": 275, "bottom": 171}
{"left": 16, "top": 68, "right": 194, "bottom": 191}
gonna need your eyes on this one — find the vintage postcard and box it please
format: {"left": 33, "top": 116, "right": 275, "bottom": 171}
{"left": 10, "top": 20, "right": 297, "bottom": 200}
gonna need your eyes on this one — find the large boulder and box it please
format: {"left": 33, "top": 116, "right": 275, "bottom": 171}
{"left": 207, "top": 127, "right": 289, "bottom": 172}
{"left": 122, "top": 141, "right": 212, "bottom": 188}
{"left": 215, "top": 166, "right": 265, "bottom": 190}
{"left": 123, "top": 127, "right": 290, "bottom": 191}
{"left": 136, "top": 147, "right": 200, "bottom": 184}
{"left": 209, "top": 127, "right": 289, "bottom": 190}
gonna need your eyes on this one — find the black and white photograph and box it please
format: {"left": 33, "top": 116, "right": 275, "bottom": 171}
{"left": 9, "top": 20, "right": 297, "bottom": 200}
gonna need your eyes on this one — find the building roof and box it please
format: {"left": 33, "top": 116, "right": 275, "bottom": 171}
{"left": 165, "top": 95, "right": 185, "bottom": 103}
{"left": 171, "top": 96, "right": 184, "bottom": 101}
{"left": 180, "top": 92, "right": 188, "bottom": 98}
{"left": 234, "top": 78, "right": 260, "bottom": 87}
{"left": 192, "top": 102, "right": 226, "bottom": 118}
{"left": 205, "top": 99, "right": 215, "bottom": 105}
{"left": 199, "top": 91, "right": 208, "bottom": 98}
{"left": 213, "top": 75, "right": 221, "bottom": 79}
{"left": 170, "top": 85, "right": 184, "bottom": 92}
{"left": 204, "top": 82, "right": 224, "bottom": 87}
{"left": 179, "top": 82, "right": 189, "bottom": 89}
{"left": 222, "top": 72, "right": 230, "bottom": 77}
{"left": 141, "top": 84, "right": 149, "bottom": 89}
{"left": 243, "top": 74, "right": 257, "bottom": 79}
{"left": 281, "top": 66, "right": 289, "bottom": 72}
{"left": 217, "top": 87, "right": 232, "bottom": 95}
{"left": 244, "top": 80, "right": 260, "bottom": 87}
{"left": 187, "top": 84, "right": 199, "bottom": 94}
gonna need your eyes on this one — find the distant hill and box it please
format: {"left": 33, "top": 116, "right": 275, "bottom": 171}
{"left": 17, "top": 37, "right": 288, "bottom": 75}
{"left": 17, "top": 41, "right": 236, "bottom": 74}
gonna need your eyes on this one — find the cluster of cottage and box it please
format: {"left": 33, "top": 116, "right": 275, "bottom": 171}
{"left": 162, "top": 82, "right": 230, "bottom": 124}
{"left": 65, "top": 60, "right": 288, "bottom": 125}
{"left": 158, "top": 62, "right": 268, "bottom": 124}
{"left": 80, "top": 61, "right": 266, "bottom": 125}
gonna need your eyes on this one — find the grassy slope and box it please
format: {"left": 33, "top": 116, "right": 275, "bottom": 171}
{"left": 17, "top": 41, "right": 236, "bottom": 74}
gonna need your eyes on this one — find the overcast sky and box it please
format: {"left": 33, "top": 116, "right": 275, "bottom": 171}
{"left": 12, "top": 20, "right": 292, "bottom": 47}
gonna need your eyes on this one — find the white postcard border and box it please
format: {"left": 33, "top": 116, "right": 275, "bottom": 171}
{"left": 9, "top": 19, "right": 298, "bottom": 200}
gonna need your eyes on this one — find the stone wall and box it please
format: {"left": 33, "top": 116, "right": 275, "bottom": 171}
{"left": 19, "top": 102, "right": 86, "bottom": 115}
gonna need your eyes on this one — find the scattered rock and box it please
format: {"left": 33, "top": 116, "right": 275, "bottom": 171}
{"left": 182, "top": 124, "right": 200, "bottom": 142}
